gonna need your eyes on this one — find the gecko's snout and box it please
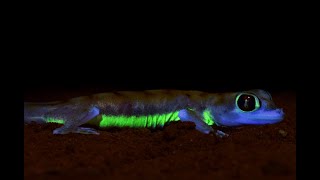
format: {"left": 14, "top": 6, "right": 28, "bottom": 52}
{"left": 277, "top": 108, "right": 285, "bottom": 116}
{"left": 268, "top": 108, "right": 285, "bottom": 123}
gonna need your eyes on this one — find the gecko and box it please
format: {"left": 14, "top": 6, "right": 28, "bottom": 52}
{"left": 24, "top": 89, "right": 284, "bottom": 137}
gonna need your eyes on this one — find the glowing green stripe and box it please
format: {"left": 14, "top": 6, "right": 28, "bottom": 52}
{"left": 43, "top": 109, "right": 215, "bottom": 128}
{"left": 99, "top": 111, "right": 181, "bottom": 128}
{"left": 203, "top": 109, "right": 215, "bottom": 125}
{"left": 45, "top": 118, "right": 65, "bottom": 124}
{"left": 187, "top": 108, "right": 215, "bottom": 126}
{"left": 100, "top": 109, "right": 215, "bottom": 128}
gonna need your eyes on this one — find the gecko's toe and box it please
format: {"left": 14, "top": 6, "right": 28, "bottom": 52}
{"left": 53, "top": 127, "right": 100, "bottom": 135}
{"left": 195, "top": 125, "right": 214, "bottom": 134}
{"left": 53, "top": 127, "right": 70, "bottom": 135}
{"left": 215, "top": 130, "right": 229, "bottom": 138}
{"left": 73, "top": 127, "right": 100, "bottom": 135}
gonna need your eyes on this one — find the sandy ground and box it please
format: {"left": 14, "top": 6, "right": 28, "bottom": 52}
{"left": 24, "top": 90, "right": 296, "bottom": 180}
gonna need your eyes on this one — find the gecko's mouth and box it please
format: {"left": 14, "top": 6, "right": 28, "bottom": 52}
{"left": 214, "top": 108, "right": 285, "bottom": 127}
{"left": 240, "top": 108, "right": 285, "bottom": 125}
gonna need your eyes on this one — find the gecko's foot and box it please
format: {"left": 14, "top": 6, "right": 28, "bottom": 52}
{"left": 214, "top": 130, "right": 229, "bottom": 138}
{"left": 53, "top": 127, "right": 70, "bottom": 135}
{"left": 195, "top": 125, "right": 214, "bottom": 134}
{"left": 53, "top": 127, "right": 100, "bottom": 135}
{"left": 73, "top": 127, "right": 100, "bottom": 135}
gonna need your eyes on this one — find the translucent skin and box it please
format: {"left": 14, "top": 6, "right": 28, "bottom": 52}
{"left": 24, "top": 89, "right": 284, "bottom": 136}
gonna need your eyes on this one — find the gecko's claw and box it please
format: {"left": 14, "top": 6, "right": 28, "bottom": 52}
{"left": 214, "top": 130, "right": 229, "bottom": 138}
{"left": 73, "top": 127, "right": 100, "bottom": 135}
{"left": 53, "top": 127, "right": 69, "bottom": 135}
{"left": 53, "top": 127, "right": 100, "bottom": 135}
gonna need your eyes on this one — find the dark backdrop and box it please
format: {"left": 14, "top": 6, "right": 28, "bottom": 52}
{"left": 24, "top": 64, "right": 295, "bottom": 99}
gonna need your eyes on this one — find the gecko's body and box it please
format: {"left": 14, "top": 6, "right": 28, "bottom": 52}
{"left": 24, "top": 89, "right": 284, "bottom": 137}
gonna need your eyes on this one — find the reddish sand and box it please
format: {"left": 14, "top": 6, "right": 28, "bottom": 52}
{"left": 24, "top": 91, "right": 296, "bottom": 180}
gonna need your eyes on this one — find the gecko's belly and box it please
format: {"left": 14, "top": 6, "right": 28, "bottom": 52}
{"left": 89, "top": 111, "right": 181, "bottom": 128}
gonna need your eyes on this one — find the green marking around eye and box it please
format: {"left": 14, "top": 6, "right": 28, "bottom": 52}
{"left": 99, "top": 111, "right": 181, "bottom": 128}
{"left": 254, "top": 97, "right": 260, "bottom": 109}
{"left": 235, "top": 93, "right": 261, "bottom": 112}
{"left": 45, "top": 118, "right": 65, "bottom": 124}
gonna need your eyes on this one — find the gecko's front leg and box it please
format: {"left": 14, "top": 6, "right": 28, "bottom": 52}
{"left": 53, "top": 106, "right": 100, "bottom": 135}
{"left": 178, "top": 109, "right": 228, "bottom": 138}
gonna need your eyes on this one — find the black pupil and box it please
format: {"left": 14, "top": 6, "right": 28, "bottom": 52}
{"left": 237, "top": 94, "right": 256, "bottom": 111}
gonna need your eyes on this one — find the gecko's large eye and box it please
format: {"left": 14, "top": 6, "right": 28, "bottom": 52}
{"left": 236, "top": 93, "right": 260, "bottom": 112}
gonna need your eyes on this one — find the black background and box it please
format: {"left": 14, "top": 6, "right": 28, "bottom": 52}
{"left": 22, "top": 12, "right": 298, "bottom": 97}
{"left": 9, "top": 6, "right": 304, "bottom": 180}
{"left": 24, "top": 61, "right": 295, "bottom": 97}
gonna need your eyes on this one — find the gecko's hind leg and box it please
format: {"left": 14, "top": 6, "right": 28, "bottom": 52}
{"left": 24, "top": 117, "right": 46, "bottom": 124}
{"left": 178, "top": 109, "right": 228, "bottom": 137}
{"left": 53, "top": 106, "right": 100, "bottom": 135}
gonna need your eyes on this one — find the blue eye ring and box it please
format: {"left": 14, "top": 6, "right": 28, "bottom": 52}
{"left": 235, "top": 93, "right": 260, "bottom": 112}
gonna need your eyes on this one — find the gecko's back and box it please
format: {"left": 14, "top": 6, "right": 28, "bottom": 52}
{"left": 89, "top": 90, "right": 212, "bottom": 115}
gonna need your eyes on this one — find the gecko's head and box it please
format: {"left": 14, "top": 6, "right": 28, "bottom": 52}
{"left": 210, "top": 89, "right": 285, "bottom": 126}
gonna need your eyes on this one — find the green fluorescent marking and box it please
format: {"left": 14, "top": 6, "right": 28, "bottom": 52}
{"left": 45, "top": 118, "right": 65, "bottom": 124}
{"left": 43, "top": 109, "right": 215, "bottom": 128}
{"left": 188, "top": 107, "right": 215, "bottom": 125}
{"left": 255, "top": 96, "right": 260, "bottom": 109}
{"left": 100, "top": 111, "right": 181, "bottom": 128}
{"left": 235, "top": 93, "right": 261, "bottom": 112}
{"left": 203, "top": 109, "right": 214, "bottom": 125}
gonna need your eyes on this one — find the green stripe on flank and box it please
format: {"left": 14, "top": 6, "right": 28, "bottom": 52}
{"left": 100, "top": 111, "right": 181, "bottom": 128}
{"left": 203, "top": 109, "right": 215, "bottom": 125}
{"left": 45, "top": 118, "right": 65, "bottom": 124}
{"left": 43, "top": 109, "right": 214, "bottom": 128}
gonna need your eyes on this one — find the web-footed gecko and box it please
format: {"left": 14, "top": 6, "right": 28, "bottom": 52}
{"left": 24, "top": 89, "right": 284, "bottom": 137}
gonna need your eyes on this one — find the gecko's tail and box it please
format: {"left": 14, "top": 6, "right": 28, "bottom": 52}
{"left": 24, "top": 101, "right": 61, "bottom": 124}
